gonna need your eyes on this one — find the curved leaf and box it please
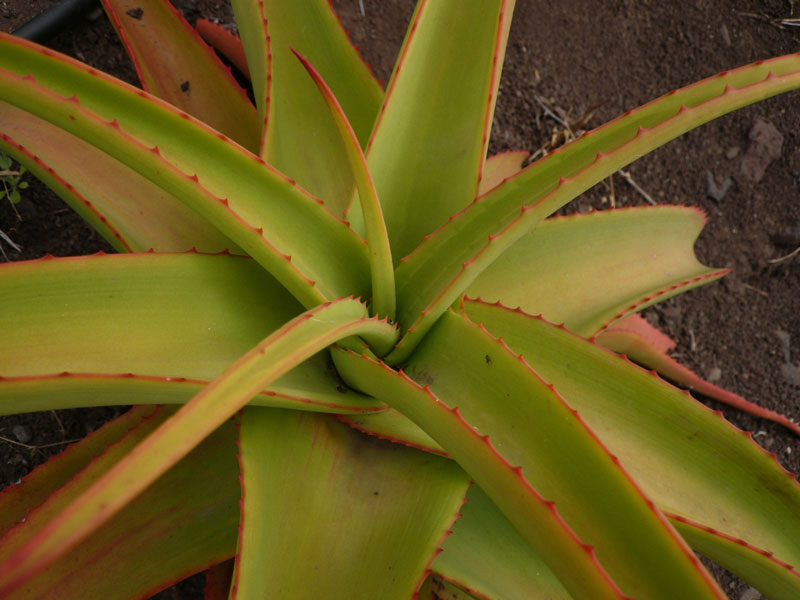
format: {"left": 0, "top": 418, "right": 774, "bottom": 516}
{"left": 0, "top": 407, "right": 158, "bottom": 532}
{"left": 478, "top": 150, "right": 529, "bottom": 196}
{"left": 334, "top": 310, "right": 726, "bottom": 599}
{"left": 0, "top": 33, "right": 369, "bottom": 306}
{"left": 102, "top": 0, "right": 260, "bottom": 151}
{"left": 596, "top": 313, "right": 800, "bottom": 435}
{"left": 334, "top": 347, "right": 626, "bottom": 600}
{"left": 467, "top": 205, "right": 725, "bottom": 335}
{"left": 461, "top": 298, "right": 800, "bottom": 590}
{"left": 234, "top": 407, "right": 468, "bottom": 598}
{"left": 0, "top": 406, "right": 239, "bottom": 600}
{"left": 0, "top": 298, "right": 397, "bottom": 595}
{"left": 671, "top": 514, "right": 800, "bottom": 600}
{"left": 433, "top": 484, "right": 572, "bottom": 600}
{"left": 233, "top": 0, "right": 383, "bottom": 214}
{"left": 358, "top": 0, "right": 514, "bottom": 258}
{"left": 337, "top": 409, "right": 444, "bottom": 456}
{"left": 294, "top": 50, "right": 395, "bottom": 320}
{"left": 0, "top": 253, "right": 381, "bottom": 415}
{"left": 0, "top": 102, "right": 237, "bottom": 253}
{"left": 389, "top": 54, "right": 800, "bottom": 363}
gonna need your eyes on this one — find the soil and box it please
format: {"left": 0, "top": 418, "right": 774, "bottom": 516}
{"left": 0, "top": 1, "right": 799, "bottom": 598}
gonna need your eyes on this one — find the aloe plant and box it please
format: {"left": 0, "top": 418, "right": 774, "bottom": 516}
{"left": 0, "top": 1, "right": 799, "bottom": 598}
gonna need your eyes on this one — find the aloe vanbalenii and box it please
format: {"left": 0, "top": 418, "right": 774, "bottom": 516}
{"left": 0, "top": 1, "right": 798, "bottom": 598}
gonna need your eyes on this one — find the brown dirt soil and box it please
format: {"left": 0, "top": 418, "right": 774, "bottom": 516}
{"left": 1, "top": 1, "right": 799, "bottom": 598}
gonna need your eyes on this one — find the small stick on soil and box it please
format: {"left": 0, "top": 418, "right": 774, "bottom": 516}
{"left": 608, "top": 174, "right": 616, "bottom": 208}
{"left": 742, "top": 282, "right": 769, "bottom": 296}
{"left": 50, "top": 410, "right": 66, "bottom": 436}
{"left": 533, "top": 94, "right": 572, "bottom": 130}
{"left": 618, "top": 169, "right": 657, "bottom": 205}
{"left": 767, "top": 245, "right": 800, "bottom": 264}
{"left": 0, "top": 435, "right": 83, "bottom": 451}
{"left": 0, "top": 228, "right": 21, "bottom": 258}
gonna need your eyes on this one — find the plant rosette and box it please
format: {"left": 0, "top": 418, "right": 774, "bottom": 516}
{"left": 0, "top": 1, "right": 799, "bottom": 599}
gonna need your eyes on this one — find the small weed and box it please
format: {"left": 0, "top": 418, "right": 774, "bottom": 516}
{"left": 0, "top": 152, "right": 28, "bottom": 207}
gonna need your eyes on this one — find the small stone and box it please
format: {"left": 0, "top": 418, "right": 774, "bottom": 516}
{"left": 740, "top": 587, "right": 761, "bottom": 600}
{"left": 706, "top": 171, "right": 733, "bottom": 202}
{"left": 706, "top": 367, "right": 722, "bottom": 383}
{"left": 782, "top": 362, "right": 800, "bottom": 387}
{"left": 720, "top": 24, "right": 732, "bottom": 47}
{"left": 12, "top": 425, "right": 31, "bottom": 444}
{"left": 725, "top": 146, "right": 740, "bottom": 159}
{"left": 740, "top": 118, "right": 783, "bottom": 183}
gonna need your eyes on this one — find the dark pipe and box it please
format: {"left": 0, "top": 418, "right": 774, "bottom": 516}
{"left": 13, "top": 0, "right": 100, "bottom": 43}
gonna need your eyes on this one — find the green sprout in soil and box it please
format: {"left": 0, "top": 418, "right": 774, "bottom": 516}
{"left": 0, "top": 152, "right": 25, "bottom": 259}
{"left": 0, "top": 152, "right": 28, "bottom": 207}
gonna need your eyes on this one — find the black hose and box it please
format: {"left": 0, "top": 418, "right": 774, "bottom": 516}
{"left": 13, "top": 0, "right": 100, "bottom": 43}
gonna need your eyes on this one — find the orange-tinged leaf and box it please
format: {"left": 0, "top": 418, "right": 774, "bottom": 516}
{"left": 0, "top": 406, "right": 239, "bottom": 599}
{"left": 102, "top": 0, "right": 260, "bottom": 151}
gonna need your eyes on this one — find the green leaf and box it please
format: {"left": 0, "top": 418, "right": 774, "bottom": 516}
{"left": 333, "top": 312, "right": 725, "bottom": 599}
{"left": 294, "top": 50, "right": 395, "bottom": 320}
{"left": 0, "top": 253, "right": 381, "bottom": 415}
{"left": 0, "top": 406, "right": 239, "bottom": 599}
{"left": 0, "top": 298, "right": 396, "bottom": 595}
{"left": 0, "top": 406, "right": 159, "bottom": 533}
{"left": 671, "top": 516, "right": 800, "bottom": 600}
{"left": 358, "top": 0, "right": 515, "bottom": 259}
{"left": 233, "top": 0, "right": 383, "bottom": 214}
{"left": 226, "top": 0, "right": 269, "bottom": 146}
{"left": 596, "top": 314, "right": 800, "bottom": 435}
{"left": 0, "top": 33, "right": 369, "bottom": 307}
{"left": 337, "top": 408, "right": 444, "bottom": 456}
{"left": 433, "top": 484, "right": 572, "bottom": 600}
{"left": 389, "top": 53, "right": 800, "bottom": 363}
{"left": 467, "top": 205, "right": 725, "bottom": 335}
{"left": 234, "top": 407, "right": 469, "bottom": 598}
{"left": 0, "top": 101, "right": 237, "bottom": 253}
{"left": 461, "top": 298, "right": 800, "bottom": 592}
{"left": 102, "top": 0, "right": 261, "bottom": 151}
{"left": 478, "top": 150, "right": 529, "bottom": 196}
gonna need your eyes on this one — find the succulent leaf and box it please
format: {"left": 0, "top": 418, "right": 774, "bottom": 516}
{"left": 358, "top": 0, "right": 515, "bottom": 259}
{"left": 468, "top": 205, "right": 725, "bottom": 335}
{"left": 294, "top": 50, "right": 396, "bottom": 320}
{"left": 233, "top": 0, "right": 383, "bottom": 215}
{"left": 234, "top": 407, "right": 469, "bottom": 598}
{"left": 461, "top": 299, "right": 800, "bottom": 590}
{"left": 0, "top": 101, "right": 237, "bottom": 253}
{"left": 596, "top": 314, "right": 800, "bottom": 435}
{"left": 0, "top": 406, "right": 239, "bottom": 599}
{"left": 0, "top": 2, "right": 798, "bottom": 597}
{"left": 433, "top": 484, "right": 572, "bottom": 600}
{"left": 195, "top": 19, "right": 249, "bottom": 78}
{"left": 389, "top": 54, "right": 800, "bottom": 363}
{"left": 101, "top": 0, "right": 261, "bottom": 151}
{"left": 334, "top": 346, "right": 627, "bottom": 600}
{"left": 0, "top": 33, "right": 370, "bottom": 307}
{"left": 336, "top": 408, "right": 444, "bottom": 456}
{"left": 478, "top": 151, "right": 529, "bottom": 196}
{"left": 0, "top": 253, "right": 382, "bottom": 414}
{"left": 334, "top": 309, "right": 726, "bottom": 600}
{"left": 670, "top": 515, "right": 800, "bottom": 600}
{"left": 0, "top": 298, "right": 396, "bottom": 596}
